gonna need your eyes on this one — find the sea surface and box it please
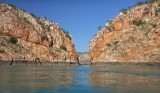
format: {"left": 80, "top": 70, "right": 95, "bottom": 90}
{"left": 0, "top": 65, "right": 160, "bottom": 93}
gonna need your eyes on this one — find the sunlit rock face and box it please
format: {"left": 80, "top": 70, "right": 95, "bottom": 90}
{"left": 0, "top": 3, "right": 78, "bottom": 62}
{"left": 90, "top": 2, "right": 160, "bottom": 62}
{"left": 78, "top": 52, "right": 90, "bottom": 62}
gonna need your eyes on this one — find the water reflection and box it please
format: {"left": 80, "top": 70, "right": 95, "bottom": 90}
{"left": 72, "top": 65, "right": 90, "bottom": 86}
{"left": 0, "top": 65, "right": 74, "bottom": 93}
{"left": 89, "top": 66, "right": 160, "bottom": 93}
{"left": 0, "top": 65, "right": 160, "bottom": 93}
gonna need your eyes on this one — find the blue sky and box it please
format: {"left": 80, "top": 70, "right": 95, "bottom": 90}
{"left": 0, "top": 0, "right": 146, "bottom": 52}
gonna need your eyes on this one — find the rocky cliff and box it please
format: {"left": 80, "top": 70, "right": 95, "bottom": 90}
{"left": 78, "top": 52, "right": 90, "bottom": 62}
{"left": 90, "top": 1, "right": 160, "bottom": 62}
{"left": 0, "top": 3, "right": 78, "bottom": 62}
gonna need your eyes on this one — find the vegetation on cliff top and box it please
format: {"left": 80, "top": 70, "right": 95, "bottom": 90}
{"left": 0, "top": 3, "right": 77, "bottom": 61}
{"left": 8, "top": 4, "right": 17, "bottom": 10}
{"left": 120, "top": 0, "right": 159, "bottom": 14}
{"left": 96, "top": 0, "right": 159, "bottom": 35}
{"left": 98, "top": 26, "right": 102, "bottom": 31}
{"left": 90, "top": 0, "right": 160, "bottom": 62}
{"left": 7, "top": 3, "right": 73, "bottom": 41}
{"left": 65, "top": 31, "right": 72, "bottom": 40}
{"left": 8, "top": 37, "right": 18, "bottom": 44}
{"left": 60, "top": 28, "right": 72, "bottom": 40}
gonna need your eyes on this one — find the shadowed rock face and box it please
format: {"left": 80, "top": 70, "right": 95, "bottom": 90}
{"left": 90, "top": 3, "right": 160, "bottom": 62}
{"left": 0, "top": 3, "right": 78, "bottom": 62}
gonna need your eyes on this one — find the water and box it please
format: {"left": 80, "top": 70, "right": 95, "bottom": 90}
{"left": 0, "top": 65, "right": 160, "bottom": 93}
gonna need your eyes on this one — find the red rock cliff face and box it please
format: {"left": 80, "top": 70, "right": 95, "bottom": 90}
{"left": 90, "top": 3, "right": 160, "bottom": 62}
{"left": 0, "top": 3, "right": 78, "bottom": 62}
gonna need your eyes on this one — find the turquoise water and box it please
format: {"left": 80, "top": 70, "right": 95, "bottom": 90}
{"left": 0, "top": 65, "right": 160, "bottom": 93}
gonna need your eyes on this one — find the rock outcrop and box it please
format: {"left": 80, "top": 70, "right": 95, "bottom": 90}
{"left": 78, "top": 52, "right": 90, "bottom": 62}
{"left": 0, "top": 3, "right": 78, "bottom": 62}
{"left": 90, "top": 2, "right": 160, "bottom": 62}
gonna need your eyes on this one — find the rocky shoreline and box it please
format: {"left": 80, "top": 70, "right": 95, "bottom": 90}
{"left": 91, "top": 62, "right": 160, "bottom": 66}
{"left": 0, "top": 59, "right": 78, "bottom": 66}
{"left": 0, "top": 59, "right": 160, "bottom": 66}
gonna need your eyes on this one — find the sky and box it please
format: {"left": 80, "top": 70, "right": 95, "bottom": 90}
{"left": 0, "top": 0, "right": 146, "bottom": 52}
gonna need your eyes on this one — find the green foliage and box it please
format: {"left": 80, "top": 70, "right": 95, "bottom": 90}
{"left": 132, "top": 20, "right": 146, "bottom": 26}
{"left": 123, "top": 0, "right": 154, "bottom": 13}
{"left": 98, "top": 26, "right": 102, "bottom": 31}
{"left": 147, "top": 0, "right": 158, "bottom": 3}
{"left": 30, "top": 13, "right": 37, "bottom": 18}
{"left": 14, "top": 50, "right": 18, "bottom": 53}
{"left": 105, "top": 25, "right": 111, "bottom": 31}
{"left": 60, "top": 45, "right": 67, "bottom": 51}
{"left": 136, "top": 2, "right": 146, "bottom": 6}
{"left": 60, "top": 27, "right": 65, "bottom": 32}
{"left": 8, "top": 4, "right": 17, "bottom": 10}
{"left": 107, "top": 20, "right": 113, "bottom": 25}
{"left": 59, "top": 28, "right": 72, "bottom": 40}
{"left": 65, "top": 31, "right": 72, "bottom": 40}
{"left": 106, "top": 43, "right": 111, "bottom": 48}
{"left": 135, "top": 0, "right": 158, "bottom": 5}
{"left": 106, "top": 39, "right": 119, "bottom": 51}
{"left": 44, "top": 17, "right": 47, "bottom": 20}
{"left": 145, "top": 62, "right": 155, "bottom": 66}
{"left": 0, "top": 49, "right": 5, "bottom": 53}
{"left": 21, "top": 9, "right": 26, "bottom": 12}
{"left": 152, "top": 24, "right": 157, "bottom": 28}
{"left": 112, "top": 39, "right": 119, "bottom": 50}
{"left": 114, "top": 40, "right": 119, "bottom": 45}
{"left": 105, "top": 20, "right": 113, "bottom": 31}
{"left": 48, "top": 27, "right": 51, "bottom": 32}
{"left": 23, "top": 17, "right": 31, "bottom": 24}
{"left": 41, "top": 35, "right": 48, "bottom": 41}
{"left": 120, "top": 8, "right": 128, "bottom": 14}
{"left": 118, "top": 16, "right": 123, "bottom": 21}
{"left": 9, "top": 37, "right": 18, "bottom": 44}
{"left": 38, "top": 21, "right": 45, "bottom": 27}
{"left": 50, "top": 20, "right": 53, "bottom": 23}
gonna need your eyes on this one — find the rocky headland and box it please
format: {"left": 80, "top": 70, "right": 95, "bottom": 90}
{"left": 0, "top": 3, "right": 78, "bottom": 62}
{"left": 90, "top": 1, "right": 160, "bottom": 62}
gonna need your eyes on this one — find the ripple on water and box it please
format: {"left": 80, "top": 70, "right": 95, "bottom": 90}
{"left": 0, "top": 65, "right": 160, "bottom": 93}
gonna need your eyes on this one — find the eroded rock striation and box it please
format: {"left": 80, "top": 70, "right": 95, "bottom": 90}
{"left": 0, "top": 3, "right": 78, "bottom": 62}
{"left": 90, "top": 2, "right": 160, "bottom": 62}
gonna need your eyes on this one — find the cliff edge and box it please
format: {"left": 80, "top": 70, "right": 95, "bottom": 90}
{"left": 0, "top": 3, "right": 78, "bottom": 62}
{"left": 90, "top": 1, "right": 160, "bottom": 62}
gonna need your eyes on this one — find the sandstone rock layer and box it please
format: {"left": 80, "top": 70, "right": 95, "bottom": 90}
{"left": 90, "top": 3, "right": 160, "bottom": 62}
{"left": 0, "top": 3, "right": 78, "bottom": 62}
